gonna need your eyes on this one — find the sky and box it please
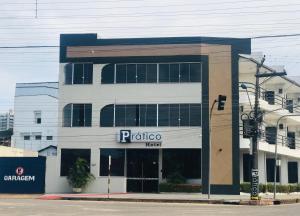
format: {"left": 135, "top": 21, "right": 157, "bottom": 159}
{"left": 0, "top": 0, "right": 300, "bottom": 112}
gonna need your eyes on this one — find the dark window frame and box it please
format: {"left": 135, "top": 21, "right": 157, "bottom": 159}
{"left": 101, "top": 62, "right": 201, "bottom": 84}
{"left": 24, "top": 135, "right": 30, "bottom": 140}
{"left": 100, "top": 148, "right": 125, "bottom": 176}
{"left": 46, "top": 136, "right": 53, "bottom": 140}
{"left": 63, "top": 103, "right": 92, "bottom": 127}
{"left": 100, "top": 103, "right": 201, "bottom": 127}
{"left": 64, "top": 63, "right": 93, "bottom": 85}
{"left": 60, "top": 148, "right": 91, "bottom": 177}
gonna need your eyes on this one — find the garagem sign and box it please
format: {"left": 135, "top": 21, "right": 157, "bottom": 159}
{"left": 3, "top": 167, "right": 35, "bottom": 182}
{"left": 119, "top": 130, "right": 162, "bottom": 143}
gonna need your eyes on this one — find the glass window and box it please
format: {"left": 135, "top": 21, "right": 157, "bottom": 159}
{"left": 102, "top": 64, "right": 115, "bottom": 84}
{"left": 180, "top": 63, "right": 190, "bottom": 82}
{"left": 65, "top": 63, "right": 73, "bottom": 84}
{"left": 158, "top": 104, "right": 169, "bottom": 126}
{"left": 60, "top": 149, "right": 91, "bottom": 176}
{"left": 35, "top": 135, "right": 42, "bottom": 140}
{"left": 100, "top": 149, "right": 125, "bottom": 176}
{"left": 63, "top": 104, "right": 72, "bottom": 127}
{"left": 190, "top": 63, "right": 201, "bottom": 82}
{"left": 190, "top": 104, "right": 201, "bottom": 126}
{"left": 115, "top": 105, "right": 126, "bottom": 126}
{"left": 125, "top": 105, "right": 139, "bottom": 126}
{"left": 84, "top": 63, "right": 93, "bottom": 84}
{"left": 162, "top": 149, "right": 201, "bottom": 179}
{"left": 63, "top": 104, "right": 92, "bottom": 127}
{"left": 170, "top": 64, "right": 180, "bottom": 82}
{"left": 46, "top": 136, "right": 53, "bottom": 140}
{"left": 180, "top": 104, "right": 190, "bottom": 126}
{"left": 65, "top": 63, "right": 93, "bottom": 84}
{"left": 266, "top": 158, "right": 280, "bottom": 182}
{"left": 73, "top": 64, "right": 84, "bottom": 84}
{"left": 24, "top": 135, "right": 30, "bottom": 140}
{"left": 170, "top": 104, "right": 179, "bottom": 126}
{"left": 159, "top": 64, "right": 170, "bottom": 82}
{"left": 146, "top": 64, "right": 157, "bottom": 83}
{"left": 116, "top": 64, "right": 126, "bottom": 83}
{"left": 84, "top": 104, "right": 92, "bottom": 127}
{"left": 146, "top": 104, "right": 157, "bottom": 126}
{"left": 137, "top": 64, "right": 146, "bottom": 83}
{"left": 126, "top": 64, "right": 137, "bottom": 83}
{"left": 72, "top": 104, "right": 85, "bottom": 127}
{"left": 288, "top": 162, "right": 298, "bottom": 183}
{"left": 100, "top": 104, "right": 114, "bottom": 127}
{"left": 34, "top": 111, "right": 41, "bottom": 124}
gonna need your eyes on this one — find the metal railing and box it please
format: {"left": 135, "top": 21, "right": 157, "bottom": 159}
{"left": 239, "top": 125, "right": 300, "bottom": 150}
{"left": 239, "top": 82, "right": 300, "bottom": 113}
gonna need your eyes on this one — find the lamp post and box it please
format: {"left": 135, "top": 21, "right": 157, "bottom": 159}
{"left": 274, "top": 114, "right": 300, "bottom": 200}
{"left": 241, "top": 83, "right": 253, "bottom": 110}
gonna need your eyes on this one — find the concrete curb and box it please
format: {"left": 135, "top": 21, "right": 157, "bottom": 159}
{"left": 58, "top": 197, "right": 300, "bottom": 205}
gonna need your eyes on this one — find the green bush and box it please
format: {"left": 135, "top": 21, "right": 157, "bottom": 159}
{"left": 159, "top": 183, "right": 201, "bottom": 193}
{"left": 166, "top": 172, "right": 186, "bottom": 184}
{"left": 240, "top": 182, "right": 300, "bottom": 193}
{"left": 67, "top": 158, "right": 95, "bottom": 189}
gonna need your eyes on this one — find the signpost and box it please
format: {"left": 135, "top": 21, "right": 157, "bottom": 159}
{"left": 108, "top": 155, "right": 111, "bottom": 199}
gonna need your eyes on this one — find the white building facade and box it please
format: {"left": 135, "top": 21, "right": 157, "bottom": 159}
{"left": 239, "top": 54, "right": 300, "bottom": 185}
{"left": 45, "top": 34, "right": 249, "bottom": 194}
{"left": 12, "top": 82, "right": 58, "bottom": 152}
{"left": 0, "top": 110, "right": 14, "bottom": 131}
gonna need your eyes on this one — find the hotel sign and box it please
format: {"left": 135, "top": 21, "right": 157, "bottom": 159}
{"left": 118, "top": 130, "right": 162, "bottom": 143}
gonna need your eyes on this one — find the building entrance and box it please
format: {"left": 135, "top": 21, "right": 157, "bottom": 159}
{"left": 126, "top": 149, "right": 159, "bottom": 193}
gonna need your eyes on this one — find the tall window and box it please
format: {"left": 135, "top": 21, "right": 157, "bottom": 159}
{"left": 60, "top": 149, "right": 91, "bottom": 176}
{"left": 162, "top": 149, "right": 201, "bottom": 179}
{"left": 100, "top": 103, "right": 201, "bottom": 127}
{"left": 63, "top": 104, "right": 92, "bottom": 127}
{"left": 101, "top": 62, "right": 201, "bottom": 84}
{"left": 34, "top": 111, "right": 41, "bottom": 124}
{"left": 64, "top": 63, "right": 93, "bottom": 84}
{"left": 100, "top": 149, "right": 125, "bottom": 176}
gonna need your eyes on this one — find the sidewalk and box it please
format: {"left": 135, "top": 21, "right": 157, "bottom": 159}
{"left": 38, "top": 192, "right": 300, "bottom": 205}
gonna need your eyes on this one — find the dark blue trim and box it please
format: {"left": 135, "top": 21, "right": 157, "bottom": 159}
{"left": 60, "top": 33, "right": 250, "bottom": 63}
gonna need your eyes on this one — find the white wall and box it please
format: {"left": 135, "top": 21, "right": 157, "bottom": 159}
{"left": 13, "top": 88, "right": 58, "bottom": 152}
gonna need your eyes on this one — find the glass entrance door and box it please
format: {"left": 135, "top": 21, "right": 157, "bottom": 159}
{"left": 126, "top": 149, "right": 159, "bottom": 193}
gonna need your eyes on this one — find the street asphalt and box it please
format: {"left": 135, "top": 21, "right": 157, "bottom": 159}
{"left": 0, "top": 198, "right": 300, "bottom": 216}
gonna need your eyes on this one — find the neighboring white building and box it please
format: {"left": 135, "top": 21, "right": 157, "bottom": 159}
{"left": 0, "top": 110, "right": 14, "bottom": 131}
{"left": 12, "top": 82, "right": 58, "bottom": 152}
{"left": 239, "top": 54, "right": 300, "bottom": 185}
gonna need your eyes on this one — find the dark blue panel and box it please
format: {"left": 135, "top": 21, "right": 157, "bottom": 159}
{"left": 0, "top": 157, "right": 45, "bottom": 194}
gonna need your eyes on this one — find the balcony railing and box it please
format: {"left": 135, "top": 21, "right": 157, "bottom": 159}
{"left": 239, "top": 125, "right": 300, "bottom": 150}
{"left": 239, "top": 82, "right": 300, "bottom": 113}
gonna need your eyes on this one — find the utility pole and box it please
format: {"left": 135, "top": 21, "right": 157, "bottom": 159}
{"left": 250, "top": 56, "right": 286, "bottom": 200}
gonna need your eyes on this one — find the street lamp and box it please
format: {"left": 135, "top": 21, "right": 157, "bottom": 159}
{"left": 274, "top": 114, "right": 300, "bottom": 200}
{"left": 240, "top": 83, "right": 253, "bottom": 110}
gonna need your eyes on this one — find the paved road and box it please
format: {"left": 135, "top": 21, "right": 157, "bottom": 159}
{"left": 0, "top": 199, "right": 300, "bottom": 216}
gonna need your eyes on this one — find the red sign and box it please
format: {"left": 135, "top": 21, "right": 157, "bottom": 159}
{"left": 15, "top": 167, "right": 24, "bottom": 176}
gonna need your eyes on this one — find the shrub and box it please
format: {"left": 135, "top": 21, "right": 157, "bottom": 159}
{"left": 159, "top": 183, "right": 201, "bottom": 193}
{"left": 166, "top": 172, "right": 186, "bottom": 184}
{"left": 67, "top": 158, "right": 95, "bottom": 189}
{"left": 240, "top": 182, "right": 300, "bottom": 193}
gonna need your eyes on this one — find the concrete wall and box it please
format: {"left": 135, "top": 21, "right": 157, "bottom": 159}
{"left": 0, "top": 146, "right": 37, "bottom": 157}
{"left": 13, "top": 92, "right": 58, "bottom": 152}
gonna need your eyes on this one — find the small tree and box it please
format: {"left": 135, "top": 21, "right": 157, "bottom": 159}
{"left": 67, "top": 158, "right": 95, "bottom": 191}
